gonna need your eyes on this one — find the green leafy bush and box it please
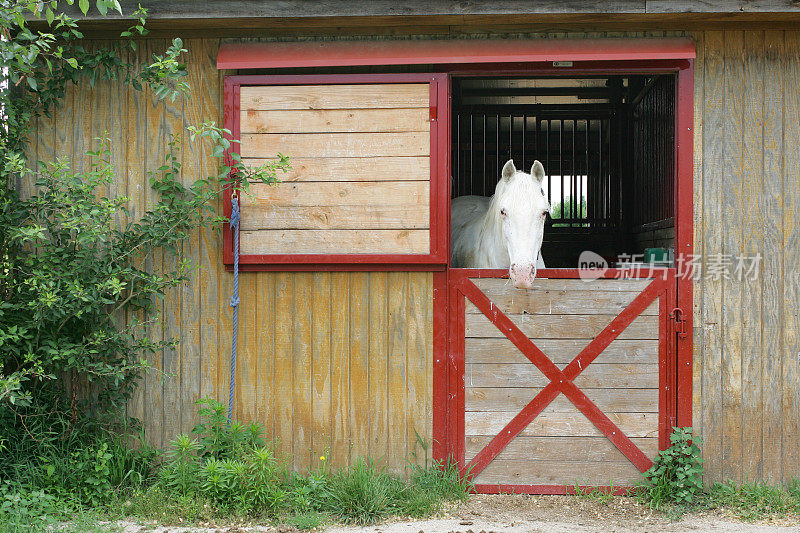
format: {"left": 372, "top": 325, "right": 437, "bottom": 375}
{"left": 0, "top": 2, "right": 288, "bottom": 525}
{"left": 638, "top": 427, "right": 704, "bottom": 508}
{"left": 0, "top": 481, "right": 65, "bottom": 532}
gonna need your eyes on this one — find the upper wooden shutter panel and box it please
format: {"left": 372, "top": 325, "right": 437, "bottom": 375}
{"left": 226, "top": 74, "right": 447, "bottom": 266}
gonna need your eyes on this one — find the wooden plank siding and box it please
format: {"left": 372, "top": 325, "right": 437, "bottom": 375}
{"left": 464, "top": 277, "right": 660, "bottom": 487}
{"left": 22, "top": 29, "right": 800, "bottom": 484}
{"left": 22, "top": 39, "right": 433, "bottom": 473}
{"left": 691, "top": 29, "right": 800, "bottom": 486}
{"left": 238, "top": 83, "right": 431, "bottom": 256}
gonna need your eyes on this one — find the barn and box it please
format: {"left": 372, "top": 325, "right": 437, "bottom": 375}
{"left": 31, "top": 1, "right": 800, "bottom": 492}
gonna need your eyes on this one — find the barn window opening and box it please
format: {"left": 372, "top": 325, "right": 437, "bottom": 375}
{"left": 451, "top": 75, "right": 676, "bottom": 268}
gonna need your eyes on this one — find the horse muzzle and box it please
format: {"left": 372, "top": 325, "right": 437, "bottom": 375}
{"left": 510, "top": 263, "right": 536, "bottom": 289}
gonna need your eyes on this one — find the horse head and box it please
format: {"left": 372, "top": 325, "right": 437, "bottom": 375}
{"left": 494, "top": 159, "right": 550, "bottom": 289}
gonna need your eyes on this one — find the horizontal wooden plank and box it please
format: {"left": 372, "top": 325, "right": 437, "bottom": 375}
{"left": 465, "top": 387, "right": 659, "bottom": 413}
{"left": 466, "top": 363, "right": 659, "bottom": 389}
{"left": 241, "top": 132, "right": 430, "bottom": 158}
{"left": 465, "top": 410, "right": 658, "bottom": 438}
{"left": 465, "top": 292, "right": 658, "bottom": 315}
{"left": 465, "top": 435, "right": 659, "bottom": 462}
{"left": 240, "top": 203, "right": 430, "bottom": 231}
{"left": 240, "top": 229, "right": 430, "bottom": 255}
{"left": 240, "top": 108, "right": 430, "bottom": 133}
{"left": 473, "top": 459, "right": 643, "bottom": 486}
{"left": 465, "top": 313, "right": 659, "bottom": 340}
{"left": 242, "top": 181, "right": 429, "bottom": 207}
{"left": 470, "top": 277, "right": 653, "bottom": 292}
{"left": 465, "top": 338, "right": 658, "bottom": 365}
{"left": 240, "top": 84, "right": 430, "bottom": 111}
{"left": 243, "top": 156, "right": 430, "bottom": 182}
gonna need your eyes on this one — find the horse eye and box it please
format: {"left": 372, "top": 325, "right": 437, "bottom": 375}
{"left": 500, "top": 208, "right": 507, "bottom": 217}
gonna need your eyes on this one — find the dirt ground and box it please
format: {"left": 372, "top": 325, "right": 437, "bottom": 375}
{"left": 108, "top": 494, "right": 800, "bottom": 533}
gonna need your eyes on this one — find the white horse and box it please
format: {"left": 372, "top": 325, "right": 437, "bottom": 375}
{"left": 451, "top": 159, "right": 550, "bottom": 289}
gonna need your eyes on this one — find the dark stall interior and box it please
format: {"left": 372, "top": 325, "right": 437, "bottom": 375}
{"left": 451, "top": 75, "right": 676, "bottom": 268}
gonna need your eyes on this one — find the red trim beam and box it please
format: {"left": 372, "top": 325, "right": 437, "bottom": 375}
{"left": 217, "top": 38, "right": 696, "bottom": 70}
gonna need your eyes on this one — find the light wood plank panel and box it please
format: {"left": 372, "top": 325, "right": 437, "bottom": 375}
{"left": 760, "top": 29, "right": 785, "bottom": 485}
{"left": 700, "top": 30, "right": 725, "bottom": 485}
{"left": 465, "top": 436, "right": 659, "bottom": 462}
{"left": 465, "top": 338, "right": 658, "bottom": 365}
{"left": 690, "top": 28, "right": 705, "bottom": 478}
{"left": 348, "top": 272, "right": 370, "bottom": 465}
{"left": 369, "top": 272, "right": 389, "bottom": 466}
{"left": 241, "top": 132, "right": 429, "bottom": 158}
{"left": 179, "top": 38, "right": 217, "bottom": 436}
{"left": 465, "top": 295, "right": 658, "bottom": 316}
{"left": 407, "top": 272, "right": 429, "bottom": 466}
{"left": 236, "top": 272, "right": 258, "bottom": 423}
{"left": 464, "top": 313, "right": 659, "bottom": 340}
{"left": 240, "top": 203, "right": 429, "bottom": 231}
{"left": 293, "top": 272, "right": 313, "bottom": 472}
{"left": 387, "top": 272, "right": 408, "bottom": 474}
{"left": 330, "top": 272, "right": 350, "bottom": 467}
{"left": 242, "top": 181, "right": 429, "bottom": 207}
{"left": 466, "top": 411, "right": 659, "bottom": 438}
{"left": 240, "top": 84, "right": 429, "bottom": 111}
{"left": 465, "top": 387, "right": 659, "bottom": 413}
{"left": 783, "top": 30, "right": 800, "bottom": 484}
{"left": 470, "top": 277, "right": 652, "bottom": 293}
{"left": 312, "top": 273, "right": 332, "bottom": 461}
{"left": 466, "top": 363, "right": 659, "bottom": 389}
{"left": 241, "top": 108, "right": 429, "bottom": 133}
{"left": 243, "top": 156, "right": 430, "bottom": 182}
{"left": 721, "top": 29, "right": 744, "bottom": 484}
{"left": 123, "top": 70, "right": 146, "bottom": 427}
{"left": 143, "top": 39, "right": 167, "bottom": 448}
{"left": 274, "top": 273, "right": 295, "bottom": 461}
{"left": 241, "top": 229, "right": 430, "bottom": 255}
{"left": 257, "top": 273, "right": 276, "bottom": 440}
{"left": 741, "top": 30, "right": 765, "bottom": 483}
{"left": 473, "top": 459, "right": 642, "bottom": 486}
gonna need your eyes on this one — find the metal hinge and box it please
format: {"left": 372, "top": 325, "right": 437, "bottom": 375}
{"left": 670, "top": 307, "right": 688, "bottom": 339}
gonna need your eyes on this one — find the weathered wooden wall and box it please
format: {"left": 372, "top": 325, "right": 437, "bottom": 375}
{"left": 27, "top": 29, "right": 800, "bottom": 484}
{"left": 27, "top": 38, "right": 433, "bottom": 474}
{"left": 691, "top": 30, "right": 800, "bottom": 486}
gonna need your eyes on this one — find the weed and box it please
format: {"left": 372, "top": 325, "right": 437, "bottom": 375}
{"left": 321, "top": 458, "right": 401, "bottom": 524}
{"left": 287, "top": 510, "right": 329, "bottom": 530}
{"left": 696, "top": 480, "right": 800, "bottom": 521}
{"left": 638, "top": 427, "right": 704, "bottom": 508}
{"left": 573, "top": 482, "right": 616, "bottom": 505}
{"left": 192, "top": 399, "right": 263, "bottom": 459}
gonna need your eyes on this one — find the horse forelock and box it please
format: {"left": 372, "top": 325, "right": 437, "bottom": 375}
{"left": 493, "top": 171, "right": 547, "bottom": 215}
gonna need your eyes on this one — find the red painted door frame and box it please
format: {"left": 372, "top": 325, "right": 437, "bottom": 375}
{"left": 431, "top": 59, "right": 694, "bottom": 491}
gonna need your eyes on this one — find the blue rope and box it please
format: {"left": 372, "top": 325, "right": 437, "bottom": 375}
{"left": 228, "top": 194, "right": 241, "bottom": 421}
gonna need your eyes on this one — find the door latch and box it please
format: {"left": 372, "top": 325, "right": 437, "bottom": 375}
{"left": 670, "top": 307, "right": 688, "bottom": 339}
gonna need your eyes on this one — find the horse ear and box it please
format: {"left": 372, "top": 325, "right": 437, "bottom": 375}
{"left": 501, "top": 159, "right": 516, "bottom": 181}
{"left": 531, "top": 160, "right": 545, "bottom": 183}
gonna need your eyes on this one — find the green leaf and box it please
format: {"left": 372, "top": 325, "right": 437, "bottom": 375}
{"left": 26, "top": 77, "right": 38, "bottom": 91}
{"left": 46, "top": 8, "right": 55, "bottom": 25}
{"left": 79, "top": 0, "right": 89, "bottom": 14}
